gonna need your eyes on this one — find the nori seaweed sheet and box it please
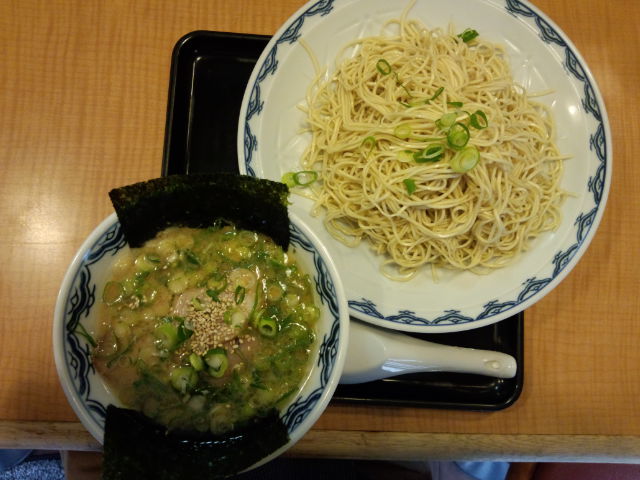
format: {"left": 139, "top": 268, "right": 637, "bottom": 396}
{"left": 102, "top": 405, "right": 289, "bottom": 480}
{"left": 108, "top": 174, "right": 290, "bottom": 249}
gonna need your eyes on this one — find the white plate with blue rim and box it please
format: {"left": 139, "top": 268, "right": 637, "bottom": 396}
{"left": 237, "top": 0, "right": 611, "bottom": 333}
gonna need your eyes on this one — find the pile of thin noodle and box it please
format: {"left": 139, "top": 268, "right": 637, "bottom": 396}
{"left": 298, "top": 13, "right": 567, "bottom": 281}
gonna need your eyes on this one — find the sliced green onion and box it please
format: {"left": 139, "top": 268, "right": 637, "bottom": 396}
{"left": 182, "top": 249, "right": 201, "bottom": 266}
{"left": 155, "top": 318, "right": 192, "bottom": 351}
{"left": 177, "top": 321, "right": 193, "bottom": 343}
{"left": 469, "top": 110, "right": 488, "bottom": 129}
{"left": 361, "top": 135, "right": 377, "bottom": 156}
{"left": 447, "top": 101, "right": 463, "bottom": 108}
{"left": 397, "top": 83, "right": 413, "bottom": 98}
{"left": 258, "top": 317, "right": 278, "bottom": 337}
{"left": 450, "top": 146, "right": 480, "bottom": 173}
{"left": 234, "top": 285, "right": 246, "bottom": 304}
{"left": 206, "top": 274, "right": 227, "bottom": 292}
{"left": 167, "top": 274, "right": 188, "bottom": 294}
{"left": 204, "top": 348, "right": 229, "bottom": 378}
{"left": 458, "top": 28, "right": 479, "bottom": 43}
{"left": 396, "top": 150, "right": 415, "bottom": 163}
{"left": 294, "top": 170, "right": 317, "bottom": 186}
{"left": 281, "top": 172, "right": 296, "bottom": 188}
{"left": 282, "top": 170, "right": 318, "bottom": 187}
{"left": 301, "top": 304, "right": 320, "bottom": 324}
{"left": 237, "top": 230, "right": 258, "bottom": 246}
{"left": 169, "top": 366, "right": 198, "bottom": 393}
{"left": 189, "top": 353, "right": 204, "bottom": 372}
{"left": 413, "top": 144, "right": 445, "bottom": 163}
{"left": 191, "top": 296, "right": 205, "bottom": 311}
{"left": 227, "top": 308, "right": 247, "bottom": 328}
{"left": 266, "top": 282, "right": 284, "bottom": 303}
{"left": 376, "top": 58, "right": 414, "bottom": 99}
{"left": 393, "top": 124, "right": 413, "bottom": 139}
{"left": 362, "top": 136, "right": 377, "bottom": 148}
{"left": 403, "top": 178, "right": 417, "bottom": 195}
{"left": 436, "top": 112, "right": 458, "bottom": 130}
{"left": 134, "top": 253, "right": 161, "bottom": 272}
{"left": 429, "top": 86, "right": 444, "bottom": 102}
{"left": 154, "top": 322, "right": 179, "bottom": 351}
{"left": 376, "top": 59, "right": 392, "bottom": 75}
{"left": 250, "top": 308, "right": 265, "bottom": 327}
{"left": 447, "top": 122, "right": 471, "bottom": 150}
{"left": 401, "top": 86, "right": 444, "bottom": 108}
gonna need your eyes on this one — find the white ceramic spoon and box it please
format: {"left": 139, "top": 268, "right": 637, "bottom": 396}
{"left": 340, "top": 319, "right": 517, "bottom": 384}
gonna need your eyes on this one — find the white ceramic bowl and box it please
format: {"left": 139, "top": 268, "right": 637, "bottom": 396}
{"left": 53, "top": 211, "right": 349, "bottom": 469}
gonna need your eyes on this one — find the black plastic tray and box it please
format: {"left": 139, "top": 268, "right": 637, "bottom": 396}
{"left": 161, "top": 30, "right": 524, "bottom": 411}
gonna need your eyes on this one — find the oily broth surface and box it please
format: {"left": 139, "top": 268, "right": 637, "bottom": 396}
{"left": 93, "top": 225, "right": 318, "bottom": 434}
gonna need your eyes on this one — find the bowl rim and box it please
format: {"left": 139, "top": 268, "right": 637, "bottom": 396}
{"left": 53, "top": 211, "right": 350, "bottom": 457}
{"left": 53, "top": 213, "right": 120, "bottom": 442}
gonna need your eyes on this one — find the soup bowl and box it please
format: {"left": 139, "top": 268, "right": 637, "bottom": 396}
{"left": 53, "top": 210, "right": 349, "bottom": 471}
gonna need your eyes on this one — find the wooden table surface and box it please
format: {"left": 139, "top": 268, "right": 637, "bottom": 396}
{"left": 2, "top": 0, "right": 639, "bottom": 462}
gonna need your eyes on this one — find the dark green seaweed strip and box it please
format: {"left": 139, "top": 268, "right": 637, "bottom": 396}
{"left": 102, "top": 405, "right": 289, "bottom": 480}
{"left": 108, "top": 174, "right": 290, "bottom": 249}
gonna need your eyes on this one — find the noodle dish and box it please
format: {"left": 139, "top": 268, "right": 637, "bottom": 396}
{"left": 238, "top": 0, "right": 611, "bottom": 333}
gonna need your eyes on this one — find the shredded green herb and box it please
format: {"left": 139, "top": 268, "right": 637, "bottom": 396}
{"left": 74, "top": 323, "right": 97, "bottom": 348}
{"left": 376, "top": 58, "right": 413, "bottom": 98}
{"left": 106, "top": 340, "right": 134, "bottom": 368}
{"left": 430, "top": 86, "right": 445, "bottom": 102}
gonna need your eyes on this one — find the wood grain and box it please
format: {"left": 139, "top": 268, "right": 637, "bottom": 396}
{"left": 1, "top": 0, "right": 639, "bottom": 458}
{"left": 1, "top": 421, "right": 640, "bottom": 463}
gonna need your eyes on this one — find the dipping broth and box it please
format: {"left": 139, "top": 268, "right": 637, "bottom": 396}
{"left": 93, "top": 225, "right": 318, "bottom": 434}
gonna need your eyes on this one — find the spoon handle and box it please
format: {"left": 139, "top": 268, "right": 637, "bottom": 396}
{"left": 340, "top": 320, "right": 517, "bottom": 384}
{"left": 380, "top": 338, "right": 517, "bottom": 379}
